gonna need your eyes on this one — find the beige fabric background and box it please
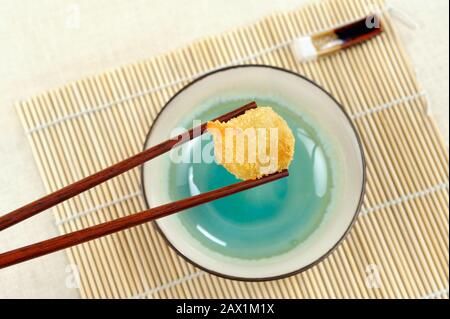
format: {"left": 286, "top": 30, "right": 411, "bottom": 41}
{"left": 0, "top": 0, "right": 448, "bottom": 298}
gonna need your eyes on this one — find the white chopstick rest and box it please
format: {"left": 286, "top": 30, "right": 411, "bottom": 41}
{"left": 291, "top": 15, "right": 383, "bottom": 62}
{"left": 291, "top": 36, "right": 318, "bottom": 62}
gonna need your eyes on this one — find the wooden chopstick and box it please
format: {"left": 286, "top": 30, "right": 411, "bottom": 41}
{"left": 0, "top": 101, "right": 257, "bottom": 231}
{"left": 0, "top": 170, "right": 288, "bottom": 269}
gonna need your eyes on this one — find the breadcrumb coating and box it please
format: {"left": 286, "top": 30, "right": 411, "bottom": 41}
{"left": 207, "top": 107, "right": 295, "bottom": 180}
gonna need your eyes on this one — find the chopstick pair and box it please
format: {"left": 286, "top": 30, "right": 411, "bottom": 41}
{"left": 0, "top": 102, "right": 289, "bottom": 269}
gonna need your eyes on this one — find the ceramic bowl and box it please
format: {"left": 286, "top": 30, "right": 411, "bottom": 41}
{"left": 141, "top": 65, "right": 365, "bottom": 280}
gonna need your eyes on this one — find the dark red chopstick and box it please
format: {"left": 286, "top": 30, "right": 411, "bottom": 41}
{"left": 0, "top": 102, "right": 257, "bottom": 231}
{"left": 0, "top": 170, "right": 288, "bottom": 269}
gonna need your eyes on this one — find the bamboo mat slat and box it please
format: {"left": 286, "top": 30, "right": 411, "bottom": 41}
{"left": 15, "top": 0, "right": 449, "bottom": 299}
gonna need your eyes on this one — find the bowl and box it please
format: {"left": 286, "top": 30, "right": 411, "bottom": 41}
{"left": 141, "top": 65, "right": 365, "bottom": 280}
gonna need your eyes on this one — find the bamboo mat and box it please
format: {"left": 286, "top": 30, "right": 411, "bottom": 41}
{"left": 15, "top": 0, "right": 449, "bottom": 299}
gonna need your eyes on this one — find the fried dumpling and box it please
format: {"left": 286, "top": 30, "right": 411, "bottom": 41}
{"left": 207, "top": 106, "right": 295, "bottom": 180}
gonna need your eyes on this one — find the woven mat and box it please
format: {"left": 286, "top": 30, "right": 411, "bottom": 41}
{"left": 15, "top": 0, "right": 449, "bottom": 299}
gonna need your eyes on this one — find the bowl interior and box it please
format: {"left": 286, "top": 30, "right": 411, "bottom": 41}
{"left": 142, "top": 66, "right": 364, "bottom": 280}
